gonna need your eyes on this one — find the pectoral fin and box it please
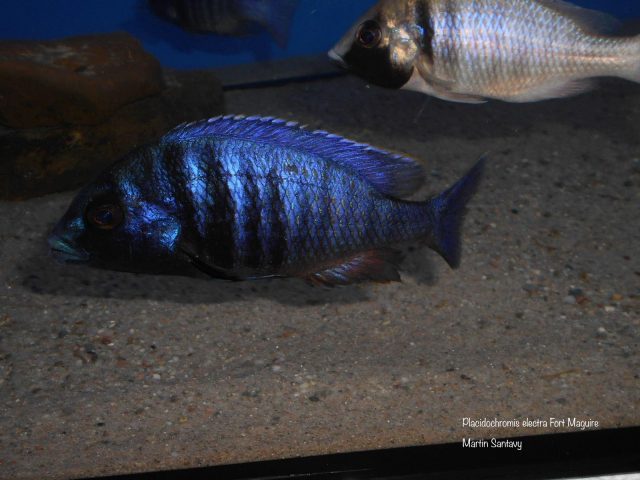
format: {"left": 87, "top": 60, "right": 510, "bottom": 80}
{"left": 304, "top": 248, "right": 403, "bottom": 286}
{"left": 179, "top": 247, "right": 242, "bottom": 281}
{"left": 402, "top": 68, "right": 487, "bottom": 104}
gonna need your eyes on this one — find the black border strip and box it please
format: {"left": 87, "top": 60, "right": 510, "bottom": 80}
{"left": 83, "top": 427, "right": 640, "bottom": 480}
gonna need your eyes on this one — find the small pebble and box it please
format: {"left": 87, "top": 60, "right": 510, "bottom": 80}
{"left": 152, "top": 373, "right": 161, "bottom": 381}
{"left": 563, "top": 296, "right": 577, "bottom": 305}
{"left": 575, "top": 296, "right": 589, "bottom": 305}
{"left": 242, "top": 389, "right": 260, "bottom": 398}
{"left": 523, "top": 283, "right": 543, "bottom": 293}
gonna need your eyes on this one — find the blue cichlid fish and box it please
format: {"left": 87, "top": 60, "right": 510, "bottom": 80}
{"left": 48, "top": 116, "right": 484, "bottom": 286}
{"left": 329, "top": 0, "right": 640, "bottom": 103}
{"left": 147, "top": 0, "right": 299, "bottom": 47}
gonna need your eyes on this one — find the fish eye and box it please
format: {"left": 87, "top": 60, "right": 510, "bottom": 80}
{"left": 86, "top": 203, "right": 123, "bottom": 230}
{"left": 356, "top": 20, "right": 382, "bottom": 48}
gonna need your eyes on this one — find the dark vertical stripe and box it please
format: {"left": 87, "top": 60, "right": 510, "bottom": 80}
{"left": 153, "top": 145, "right": 179, "bottom": 220}
{"left": 417, "top": 0, "right": 435, "bottom": 64}
{"left": 222, "top": 0, "right": 231, "bottom": 17}
{"left": 175, "top": 2, "right": 191, "bottom": 25}
{"left": 199, "top": 143, "right": 218, "bottom": 243}
{"left": 322, "top": 162, "right": 337, "bottom": 257}
{"left": 209, "top": 145, "right": 235, "bottom": 270}
{"left": 445, "top": 0, "right": 458, "bottom": 25}
{"left": 195, "top": 0, "right": 209, "bottom": 31}
{"left": 242, "top": 169, "right": 262, "bottom": 270}
{"left": 445, "top": 0, "right": 459, "bottom": 68}
{"left": 191, "top": 1, "right": 202, "bottom": 28}
{"left": 219, "top": 0, "right": 231, "bottom": 27}
{"left": 163, "top": 144, "right": 198, "bottom": 239}
{"left": 267, "top": 169, "right": 286, "bottom": 270}
{"left": 207, "top": 0, "right": 217, "bottom": 27}
{"left": 296, "top": 179, "right": 311, "bottom": 256}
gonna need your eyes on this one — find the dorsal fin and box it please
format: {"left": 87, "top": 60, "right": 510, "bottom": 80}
{"left": 537, "top": 0, "right": 622, "bottom": 35}
{"left": 162, "top": 115, "right": 425, "bottom": 198}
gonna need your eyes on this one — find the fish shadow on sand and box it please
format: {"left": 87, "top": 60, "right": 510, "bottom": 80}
{"left": 122, "top": 8, "right": 274, "bottom": 64}
{"left": 401, "top": 246, "right": 439, "bottom": 286}
{"left": 19, "top": 248, "right": 363, "bottom": 307}
{"left": 19, "top": 232, "right": 438, "bottom": 306}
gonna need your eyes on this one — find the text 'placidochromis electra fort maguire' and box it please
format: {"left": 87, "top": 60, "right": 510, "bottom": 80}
{"left": 48, "top": 116, "right": 485, "bottom": 286}
{"left": 329, "top": 0, "right": 640, "bottom": 103}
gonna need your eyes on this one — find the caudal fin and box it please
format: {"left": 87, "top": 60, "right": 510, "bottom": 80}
{"left": 428, "top": 156, "right": 486, "bottom": 269}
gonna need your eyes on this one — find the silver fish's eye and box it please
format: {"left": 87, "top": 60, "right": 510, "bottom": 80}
{"left": 86, "top": 203, "right": 123, "bottom": 230}
{"left": 356, "top": 20, "right": 382, "bottom": 48}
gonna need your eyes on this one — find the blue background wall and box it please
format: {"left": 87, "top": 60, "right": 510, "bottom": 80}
{"left": 0, "top": 0, "right": 638, "bottom": 69}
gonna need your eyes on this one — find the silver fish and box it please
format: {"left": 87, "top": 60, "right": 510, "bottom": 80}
{"left": 329, "top": 0, "right": 640, "bottom": 103}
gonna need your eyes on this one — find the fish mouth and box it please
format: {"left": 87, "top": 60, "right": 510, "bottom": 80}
{"left": 328, "top": 49, "right": 347, "bottom": 69}
{"left": 48, "top": 235, "right": 89, "bottom": 263}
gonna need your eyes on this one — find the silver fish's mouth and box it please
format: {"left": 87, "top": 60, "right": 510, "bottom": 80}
{"left": 328, "top": 49, "right": 347, "bottom": 68}
{"left": 48, "top": 235, "right": 89, "bottom": 263}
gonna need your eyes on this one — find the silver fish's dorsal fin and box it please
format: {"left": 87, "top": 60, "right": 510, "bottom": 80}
{"left": 163, "top": 115, "right": 425, "bottom": 198}
{"left": 537, "top": 0, "right": 622, "bottom": 35}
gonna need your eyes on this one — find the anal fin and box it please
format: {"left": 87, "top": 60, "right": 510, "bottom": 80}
{"left": 305, "top": 248, "right": 403, "bottom": 286}
{"left": 429, "top": 90, "right": 488, "bottom": 105}
{"left": 503, "top": 78, "right": 595, "bottom": 102}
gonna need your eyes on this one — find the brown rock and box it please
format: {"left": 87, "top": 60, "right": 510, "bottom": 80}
{"left": 0, "top": 32, "right": 164, "bottom": 128}
{"left": 0, "top": 69, "right": 225, "bottom": 200}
